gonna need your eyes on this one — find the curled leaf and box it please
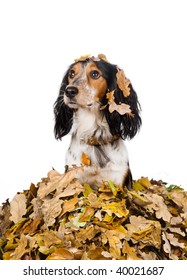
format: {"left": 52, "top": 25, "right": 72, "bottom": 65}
{"left": 106, "top": 90, "right": 132, "bottom": 116}
{"left": 116, "top": 68, "right": 131, "bottom": 97}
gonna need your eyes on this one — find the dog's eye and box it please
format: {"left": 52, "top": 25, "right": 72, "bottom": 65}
{"left": 69, "top": 70, "right": 75, "bottom": 79}
{"left": 90, "top": 70, "right": 100, "bottom": 80}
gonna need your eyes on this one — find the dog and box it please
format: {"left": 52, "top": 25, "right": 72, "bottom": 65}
{"left": 54, "top": 54, "right": 141, "bottom": 189}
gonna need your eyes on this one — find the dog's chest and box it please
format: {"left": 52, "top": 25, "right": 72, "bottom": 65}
{"left": 64, "top": 108, "right": 129, "bottom": 186}
{"left": 65, "top": 138, "right": 129, "bottom": 187}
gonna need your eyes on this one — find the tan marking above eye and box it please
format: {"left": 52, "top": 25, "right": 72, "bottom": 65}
{"left": 68, "top": 63, "right": 84, "bottom": 83}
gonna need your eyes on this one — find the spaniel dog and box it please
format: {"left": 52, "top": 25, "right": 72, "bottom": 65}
{"left": 54, "top": 54, "right": 141, "bottom": 189}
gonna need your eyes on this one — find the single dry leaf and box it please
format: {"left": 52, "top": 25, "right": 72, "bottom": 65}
{"left": 47, "top": 248, "right": 74, "bottom": 260}
{"left": 20, "top": 218, "right": 41, "bottom": 235}
{"left": 98, "top": 53, "right": 109, "bottom": 62}
{"left": 79, "top": 207, "right": 95, "bottom": 222}
{"left": 0, "top": 200, "right": 12, "bottom": 235}
{"left": 122, "top": 240, "right": 142, "bottom": 260}
{"left": 74, "top": 54, "right": 92, "bottom": 61}
{"left": 42, "top": 196, "right": 63, "bottom": 228}
{"left": 162, "top": 232, "right": 171, "bottom": 254}
{"left": 9, "top": 193, "right": 27, "bottom": 223}
{"left": 61, "top": 197, "right": 78, "bottom": 216}
{"left": 11, "top": 234, "right": 28, "bottom": 260}
{"left": 81, "top": 152, "right": 91, "bottom": 166}
{"left": 116, "top": 69, "right": 131, "bottom": 97}
{"left": 145, "top": 193, "right": 172, "bottom": 222}
{"left": 165, "top": 232, "right": 185, "bottom": 248}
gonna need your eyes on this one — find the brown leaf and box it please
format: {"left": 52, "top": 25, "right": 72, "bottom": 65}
{"left": 126, "top": 216, "right": 161, "bottom": 248}
{"left": 165, "top": 232, "right": 185, "bottom": 248}
{"left": 9, "top": 193, "right": 27, "bottom": 223}
{"left": 98, "top": 53, "right": 109, "bottom": 62}
{"left": 11, "top": 234, "right": 28, "bottom": 260}
{"left": 79, "top": 207, "right": 95, "bottom": 222}
{"left": 76, "top": 225, "right": 100, "bottom": 242}
{"left": 106, "top": 90, "right": 132, "bottom": 116}
{"left": 47, "top": 248, "right": 74, "bottom": 260}
{"left": 38, "top": 168, "right": 82, "bottom": 199}
{"left": 61, "top": 197, "right": 78, "bottom": 216}
{"left": 116, "top": 69, "right": 131, "bottom": 97}
{"left": 42, "top": 196, "right": 63, "bottom": 228}
{"left": 145, "top": 193, "right": 172, "bottom": 222}
{"left": 162, "top": 232, "right": 171, "bottom": 254}
{"left": 1, "top": 165, "right": 187, "bottom": 260}
{"left": 20, "top": 218, "right": 41, "bottom": 234}
{"left": 122, "top": 240, "right": 142, "bottom": 260}
{"left": 0, "top": 200, "right": 12, "bottom": 235}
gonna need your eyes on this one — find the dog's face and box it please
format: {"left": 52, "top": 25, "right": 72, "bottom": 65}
{"left": 64, "top": 61, "right": 108, "bottom": 109}
{"left": 54, "top": 55, "right": 142, "bottom": 140}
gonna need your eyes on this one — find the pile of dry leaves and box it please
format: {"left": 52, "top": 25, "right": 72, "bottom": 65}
{"left": 0, "top": 166, "right": 187, "bottom": 260}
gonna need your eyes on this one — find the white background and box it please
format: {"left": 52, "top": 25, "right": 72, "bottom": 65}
{"left": 0, "top": 0, "right": 187, "bottom": 203}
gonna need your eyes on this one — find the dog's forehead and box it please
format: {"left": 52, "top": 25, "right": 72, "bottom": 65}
{"left": 71, "top": 61, "right": 100, "bottom": 72}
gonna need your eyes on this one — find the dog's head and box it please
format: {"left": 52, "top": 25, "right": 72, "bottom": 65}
{"left": 54, "top": 54, "right": 141, "bottom": 140}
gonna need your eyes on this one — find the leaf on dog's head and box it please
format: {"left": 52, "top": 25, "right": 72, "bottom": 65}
{"left": 74, "top": 54, "right": 92, "bottom": 62}
{"left": 98, "top": 54, "right": 109, "bottom": 62}
{"left": 116, "top": 68, "right": 131, "bottom": 97}
{"left": 74, "top": 54, "right": 109, "bottom": 63}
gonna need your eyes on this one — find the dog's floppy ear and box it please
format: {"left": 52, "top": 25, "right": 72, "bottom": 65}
{"left": 102, "top": 68, "right": 141, "bottom": 140}
{"left": 54, "top": 70, "right": 74, "bottom": 140}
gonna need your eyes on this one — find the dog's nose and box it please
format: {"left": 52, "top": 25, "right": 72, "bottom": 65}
{"left": 65, "top": 86, "right": 78, "bottom": 98}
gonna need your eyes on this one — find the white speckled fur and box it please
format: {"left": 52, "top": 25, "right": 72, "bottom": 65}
{"left": 65, "top": 107, "right": 129, "bottom": 188}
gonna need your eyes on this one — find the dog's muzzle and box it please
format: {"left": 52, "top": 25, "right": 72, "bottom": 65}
{"left": 65, "top": 86, "right": 78, "bottom": 99}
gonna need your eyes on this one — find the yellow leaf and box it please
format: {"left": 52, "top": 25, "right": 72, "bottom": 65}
{"left": 3, "top": 251, "right": 14, "bottom": 260}
{"left": 102, "top": 201, "right": 129, "bottom": 218}
{"left": 108, "top": 180, "right": 118, "bottom": 196}
{"left": 133, "top": 181, "right": 145, "bottom": 191}
{"left": 47, "top": 248, "right": 74, "bottom": 260}
{"left": 83, "top": 183, "right": 94, "bottom": 197}
{"left": 103, "top": 213, "right": 114, "bottom": 223}
{"left": 138, "top": 177, "right": 152, "bottom": 188}
{"left": 20, "top": 218, "right": 41, "bottom": 234}
{"left": 129, "top": 191, "right": 150, "bottom": 206}
{"left": 123, "top": 241, "right": 142, "bottom": 260}
{"left": 79, "top": 207, "right": 95, "bottom": 222}
{"left": 11, "top": 234, "right": 28, "bottom": 260}
{"left": 76, "top": 225, "right": 100, "bottom": 242}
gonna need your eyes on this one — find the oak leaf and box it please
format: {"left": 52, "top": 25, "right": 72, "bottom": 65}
{"left": 9, "top": 193, "right": 27, "bottom": 223}
{"left": 116, "top": 69, "right": 131, "bottom": 97}
{"left": 106, "top": 90, "right": 132, "bottom": 116}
